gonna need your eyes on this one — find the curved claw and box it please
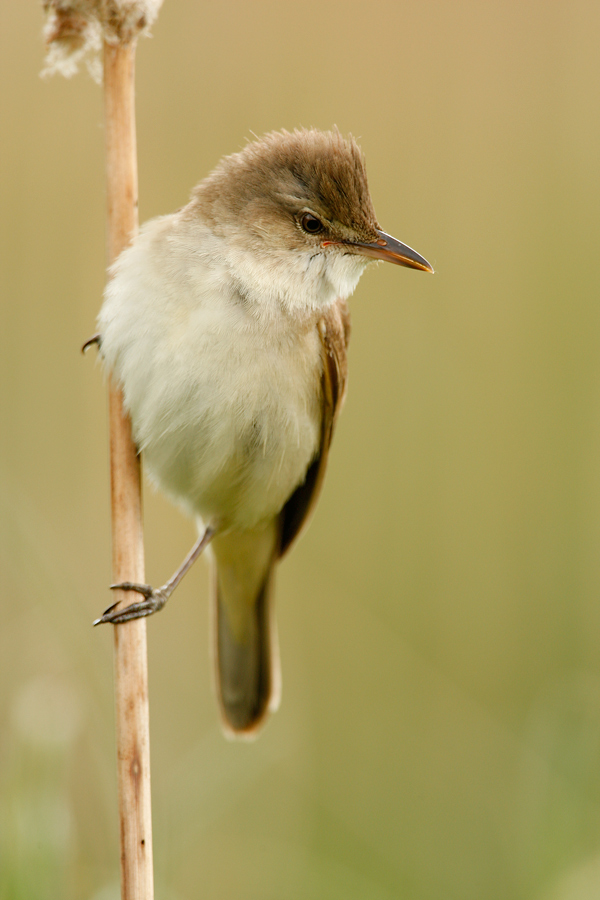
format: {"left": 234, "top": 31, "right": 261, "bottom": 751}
{"left": 93, "top": 582, "right": 168, "bottom": 626}
{"left": 98, "top": 599, "right": 121, "bottom": 618}
{"left": 82, "top": 333, "right": 101, "bottom": 354}
{"left": 94, "top": 599, "right": 160, "bottom": 625}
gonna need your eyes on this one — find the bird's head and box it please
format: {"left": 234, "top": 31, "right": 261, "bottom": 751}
{"left": 188, "top": 129, "right": 433, "bottom": 315}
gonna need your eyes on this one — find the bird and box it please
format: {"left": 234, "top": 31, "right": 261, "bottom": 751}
{"left": 94, "top": 128, "right": 433, "bottom": 738}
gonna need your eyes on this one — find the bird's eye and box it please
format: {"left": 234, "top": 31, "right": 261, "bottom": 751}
{"left": 300, "top": 213, "right": 324, "bottom": 234}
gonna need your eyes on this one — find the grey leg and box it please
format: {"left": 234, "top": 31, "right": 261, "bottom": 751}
{"left": 94, "top": 526, "right": 215, "bottom": 625}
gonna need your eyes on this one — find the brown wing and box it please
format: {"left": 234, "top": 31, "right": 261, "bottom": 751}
{"left": 278, "top": 298, "right": 351, "bottom": 557}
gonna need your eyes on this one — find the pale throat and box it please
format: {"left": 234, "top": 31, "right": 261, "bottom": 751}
{"left": 224, "top": 241, "right": 370, "bottom": 318}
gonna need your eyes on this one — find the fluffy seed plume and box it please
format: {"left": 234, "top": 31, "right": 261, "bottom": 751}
{"left": 41, "top": 0, "right": 162, "bottom": 81}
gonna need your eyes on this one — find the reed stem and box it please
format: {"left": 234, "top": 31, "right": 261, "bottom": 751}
{"left": 104, "top": 40, "right": 154, "bottom": 900}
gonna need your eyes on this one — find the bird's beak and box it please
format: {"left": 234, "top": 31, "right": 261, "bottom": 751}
{"left": 351, "top": 230, "right": 434, "bottom": 273}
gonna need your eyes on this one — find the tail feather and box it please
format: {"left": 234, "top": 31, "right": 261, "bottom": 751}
{"left": 210, "top": 522, "right": 280, "bottom": 738}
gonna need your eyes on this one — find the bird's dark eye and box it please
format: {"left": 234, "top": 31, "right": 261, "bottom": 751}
{"left": 300, "top": 213, "right": 324, "bottom": 234}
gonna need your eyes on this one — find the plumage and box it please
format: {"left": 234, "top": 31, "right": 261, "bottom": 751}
{"left": 280, "top": 297, "right": 350, "bottom": 556}
{"left": 95, "top": 128, "right": 432, "bottom": 737}
{"left": 211, "top": 300, "right": 350, "bottom": 736}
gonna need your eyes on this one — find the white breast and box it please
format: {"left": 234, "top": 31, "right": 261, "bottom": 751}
{"left": 99, "top": 214, "right": 323, "bottom": 531}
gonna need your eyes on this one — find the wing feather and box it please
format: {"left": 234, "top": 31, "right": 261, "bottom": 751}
{"left": 279, "top": 298, "right": 350, "bottom": 556}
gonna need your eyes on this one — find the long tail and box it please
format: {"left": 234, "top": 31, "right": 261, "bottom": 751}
{"left": 209, "top": 520, "right": 280, "bottom": 738}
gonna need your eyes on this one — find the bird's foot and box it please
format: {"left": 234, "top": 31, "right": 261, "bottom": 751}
{"left": 93, "top": 582, "right": 169, "bottom": 625}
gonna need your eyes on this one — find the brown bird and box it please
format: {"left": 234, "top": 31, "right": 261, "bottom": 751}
{"left": 95, "top": 128, "right": 433, "bottom": 737}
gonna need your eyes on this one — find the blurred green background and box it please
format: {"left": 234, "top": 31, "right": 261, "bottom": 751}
{"left": 2, "top": 1, "right": 600, "bottom": 898}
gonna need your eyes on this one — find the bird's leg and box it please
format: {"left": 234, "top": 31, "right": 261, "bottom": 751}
{"left": 94, "top": 526, "right": 215, "bottom": 625}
